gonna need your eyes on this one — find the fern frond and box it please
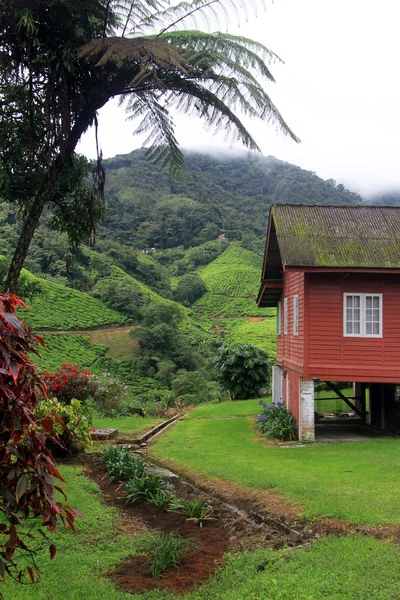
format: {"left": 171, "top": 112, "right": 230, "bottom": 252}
{"left": 137, "top": 0, "right": 268, "bottom": 36}
{"left": 123, "top": 93, "right": 184, "bottom": 173}
{"left": 78, "top": 36, "right": 187, "bottom": 72}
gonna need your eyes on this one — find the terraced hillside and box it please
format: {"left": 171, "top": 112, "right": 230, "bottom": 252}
{"left": 18, "top": 270, "right": 125, "bottom": 330}
{"left": 193, "top": 243, "right": 276, "bottom": 357}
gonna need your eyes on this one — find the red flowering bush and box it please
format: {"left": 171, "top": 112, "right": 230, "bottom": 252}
{"left": 44, "top": 364, "right": 98, "bottom": 404}
{"left": 0, "top": 293, "right": 81, "bottom": 584}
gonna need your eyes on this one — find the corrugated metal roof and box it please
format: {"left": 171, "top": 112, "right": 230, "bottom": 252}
{"left": 272, "top": 204, "right": 400, "bottom": 268}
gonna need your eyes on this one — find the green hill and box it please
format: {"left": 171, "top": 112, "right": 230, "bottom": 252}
{"left": 197, "top": 243, "right": 262, "bottom": 297}
{"left": 18, "top": 270, "right": 126, "bottom": 330}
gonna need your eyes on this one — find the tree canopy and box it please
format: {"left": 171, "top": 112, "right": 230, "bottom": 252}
{"left": 0, "top": 0, "right": 298, "bottom": 291}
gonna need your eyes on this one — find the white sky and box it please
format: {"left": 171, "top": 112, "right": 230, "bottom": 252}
{"left": 77, "top": 0, "right": 400, "bottom": 198}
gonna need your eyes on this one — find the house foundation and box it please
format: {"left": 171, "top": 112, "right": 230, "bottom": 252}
{"left": 299, "top": 380, "right": 315, "bottom": 442}
{"left": 272, "top": 366, "right": 283, "bottom": 404}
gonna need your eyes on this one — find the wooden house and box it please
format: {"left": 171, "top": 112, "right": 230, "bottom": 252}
{"left": 257, "top": 204, "right": 400, "bottom": 441}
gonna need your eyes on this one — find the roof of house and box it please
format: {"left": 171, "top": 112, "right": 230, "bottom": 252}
{"left": 270, "top": 204, "right": 400, "bottom": 268}
{"left": 257, "top": 204, "right": 400, "bottom": 306}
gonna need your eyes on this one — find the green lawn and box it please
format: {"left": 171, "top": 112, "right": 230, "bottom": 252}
{"left": 187, "top": 398, "right": 263, "bottom": 419}
{"left": 92, "top": 415, "right": 160, "bottom": 436}
{"left": 3, "top": 466, "right": 136, "bottom": 600}
{"left": 5, "top": 467, "right": 400, "bottom": 599}
{"left": 152, "top": 415, "right": 400, "bottom": 525}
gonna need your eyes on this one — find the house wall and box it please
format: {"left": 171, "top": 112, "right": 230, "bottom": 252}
{"left": 282, "top": 368, "right": 301, "bottom": 430}
{"left": 276, "top": 271, "right": 305, "bottom": 372}
{"left": 305, "top": 272, "right": 400, "bottom": 383}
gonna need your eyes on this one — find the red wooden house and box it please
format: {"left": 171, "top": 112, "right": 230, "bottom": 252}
{"left": 257, "top": 204, "right": 400, "bottom": 441}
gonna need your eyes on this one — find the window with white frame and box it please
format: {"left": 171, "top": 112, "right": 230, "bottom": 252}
{"left": 283, "top": 297, "right": 288, "bottom": 334}
{"left": 293, "top": 295, "right": 299, "bottom": 336}
{"left": 344, "top": 293, "right": 382, "bottom": 337}
{"left": 277, "top": 301, "right": 281, "bottom": 335}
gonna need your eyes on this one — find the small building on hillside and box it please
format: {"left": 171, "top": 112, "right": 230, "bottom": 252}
{"left": 257, "top": 204, "right": 400, "bottom": 441}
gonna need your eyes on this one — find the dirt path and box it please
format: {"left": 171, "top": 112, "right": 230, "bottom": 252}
{"left": 35, "top": 323, "right": 130, "bottom": 334}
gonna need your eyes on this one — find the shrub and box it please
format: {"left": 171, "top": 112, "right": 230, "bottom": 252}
{"left": 93, "top": 373, "right": 130, "bottom": 417}
{"left": 213, "top": 344, "right": 271, "bottom": 399}
{"left": 36, "top": 397, "right": 92, "bottom": 453}
{"left": 171, "top": 370, "right": 220, "bottom": 405}
{"left": 0, "top": 292, "right": 79, "bottom": 584}
{"left": 169, "top": 497, "right": 215, "bottom": 527}
{"left": 44, "top": 363, "right": 98, "bottom": 404}
{"left": 143, "top": 533, "right": 198, "bottom": 579}
{"left": 125, "top": 473, "right": 170, "bottom": 504}
{"left": 102, "top": 446, "right": 145, "bottom": 481}
{"left": 257, "top": 401, "right": 297, "bottom": 441}
{"left": 173, "top": 273, "right": 207, "bottom": 306}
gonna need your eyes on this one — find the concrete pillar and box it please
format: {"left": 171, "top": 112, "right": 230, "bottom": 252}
{"left": 272, "top": 366, "right": 283, "bottom": 404}
{"left": 299, "top": 380, "right": 315, "bottom": 442}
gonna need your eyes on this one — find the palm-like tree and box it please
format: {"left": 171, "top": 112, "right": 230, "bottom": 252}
{"left": 0, "top": 0, "right": 299, "bottom": 291}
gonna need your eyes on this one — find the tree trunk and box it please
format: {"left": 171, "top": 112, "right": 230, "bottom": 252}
{"left": 5, "top": 98, "right": 109, "bottom": 293}
{"left": 5, "top": 169, "right": 59, "bottom": 292}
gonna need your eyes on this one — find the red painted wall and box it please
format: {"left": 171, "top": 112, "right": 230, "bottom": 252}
{"left": 305, "top": 272, "right": 400, "bottom": 383}
{"left": 276, "top": 271, "right": 305, "bottom": 373}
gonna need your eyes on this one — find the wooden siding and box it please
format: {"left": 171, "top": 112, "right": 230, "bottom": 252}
{"left": 276, "top": 271, "right": 305, "bottom": 371}
{"left": 306, "top": 272, "right": 400, "bottom": 382}
{"left": 282, "top": 369, "right": 301, "bottom": 432}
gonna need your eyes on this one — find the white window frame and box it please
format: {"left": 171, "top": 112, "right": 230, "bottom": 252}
{"left": 343, "top": 293, "right": 383, "bottom": 338}
{"left": 277, "top": 301, "right": 282, "bottom": 335}
{"left": 283, "top": 297, "right": 288, "bottom": 335}
{"left": 293, "top": 294, "right": 299, "bottom": 336}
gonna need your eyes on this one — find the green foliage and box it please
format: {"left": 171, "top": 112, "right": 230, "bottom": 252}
{"left": 257, "top": 401, "right": 297, "bottom": 441}
{"left": 214, "top": 344, "right": 271, "bottom": 399}
{"left": 221, "top": 317, "right": 276, "bottom": 357}
{"left": 173, "top": 273, "right": 207, "bottom": 306}
{"left": 194, "top": 293, "right": 273, "bottom": 318}
{"left": 198, "top": 243, "right": 262, "bottom": 297}
{"left": 17, "top": 271, "right": 125, "bottom": 330}
{"left": 32, "top": 334, "right": 107, "bottom": 373}
{"left": 94, "top": 374, "right": 131, "bottom": 417}
{"left": 142, "top": 533, "right": 198, "bottom": 580}
{"left": 171, "top": 370, "right": 220, "bottom": 405}
{"left": 134, "top": 303, "right": 202, "bottom": 377}
{"left": 125, "top": 473, "right": 170, "bottom": 504}
{"left": 36, "top": 397, "right": 92, "bottom": 452}
{"left": 102, "top": 446, "right": 145, "bottom": 481}
{"left": 101, "top": 150, "right": 361, "bottom": 256}
{"left": 169, "top": 497, "right": 215, "bottom": 527}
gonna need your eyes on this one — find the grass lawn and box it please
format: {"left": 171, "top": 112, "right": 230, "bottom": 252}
{"left": 152, "top": 414, "right": 400, "bottom": 525}
{"left": 5, "top": 467, "right": 400, "bottom": 599}
{"left": 187, "top": 398, "right": 263, "bottom": 419}
{"left": 3, "top": 466, "right": 136, "bottom": 600}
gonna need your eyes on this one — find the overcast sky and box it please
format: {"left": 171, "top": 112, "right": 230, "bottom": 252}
{"left": 77, "top": 0, "right": 400, "bottom": 198}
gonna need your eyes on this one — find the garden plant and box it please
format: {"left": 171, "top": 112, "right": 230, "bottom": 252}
{"left": 257, "top": 401, "right": 297, "bottom": 441}
{"left": 142, "top": 533, "right": 199, "bottom": 579}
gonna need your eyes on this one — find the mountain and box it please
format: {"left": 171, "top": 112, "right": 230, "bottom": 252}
{"left": 99, "top": 149, "right": 362, "bottom": 254}
{"left": 0, "top": 149, "right": 367, "bottom": 405}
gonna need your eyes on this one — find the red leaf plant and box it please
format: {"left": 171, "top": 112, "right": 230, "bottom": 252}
{"left": 0, "top": 293, "right": 81, "bottom": 586}
{"left": 43, "top": 363, "right": 98, "bottom": 404}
